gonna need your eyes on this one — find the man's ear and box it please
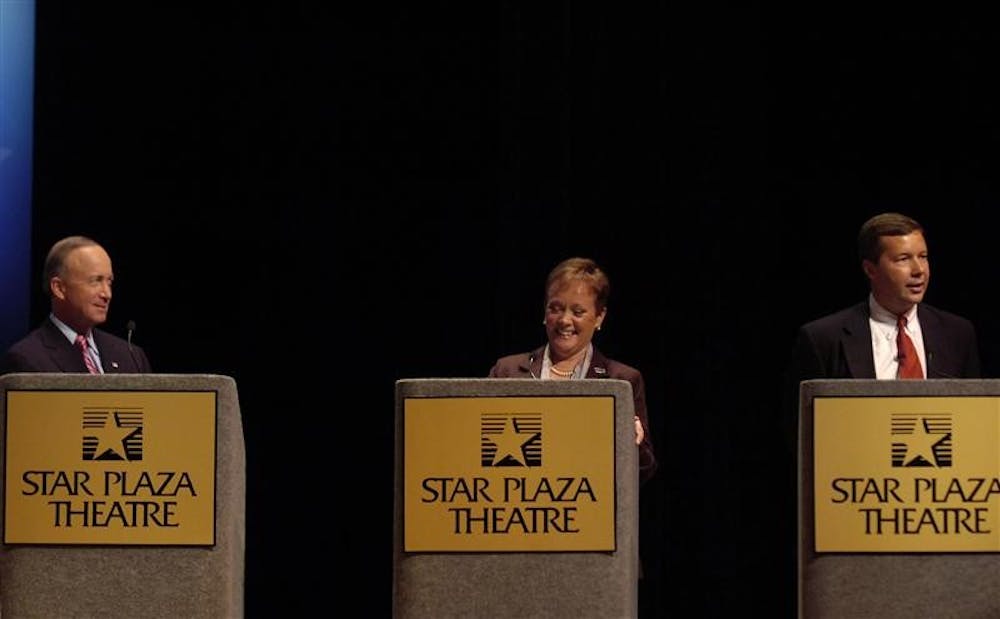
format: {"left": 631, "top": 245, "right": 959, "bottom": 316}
{"left": 861, "top": 260, "right": 877, "bottom": 282}
{"left": 49, "top": 277, "right": 66, "bottom": 301}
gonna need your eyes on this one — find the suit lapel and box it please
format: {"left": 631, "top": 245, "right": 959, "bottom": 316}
{"left": 841, "top": 303, "right": 876, "bottom": 378}
{"left": 40, "top": 320, "right": 89, "bottom": 373}
{"left": 93, "top": 330, "right": 125, "bottom": 373}
{"left": 586, "top": 348, "right": 610, "bottom": 378}
{"left": 917, "top": 305, "right": 942, "bottom": 377}
{"left": 521, "top": 347, "right": 544, "bottom": 378}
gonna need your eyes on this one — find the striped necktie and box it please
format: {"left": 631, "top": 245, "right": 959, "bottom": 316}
{"left": 75, "top": 334, "right": 100, "bottom": 374}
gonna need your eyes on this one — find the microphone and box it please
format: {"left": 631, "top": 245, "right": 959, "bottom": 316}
{"left": 528, "top": 352, "right": 538, "bottom": 379}
{"left": 125, "top": 320, "right": 143, "bottom": 373}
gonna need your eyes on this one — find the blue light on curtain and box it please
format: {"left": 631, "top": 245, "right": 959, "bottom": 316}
{"left": 0, "top": 0, "right": 35, "bottom": 353}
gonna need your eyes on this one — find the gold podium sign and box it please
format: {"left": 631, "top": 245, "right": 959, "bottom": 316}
{"left": 814, "top": 396, "right": 1000, "bottom": 552}
{"left": 4, "top": 390, "right": 216, "bottom": 545}
{"left": 403, "top": 396, "right": 616, "bottom": 552}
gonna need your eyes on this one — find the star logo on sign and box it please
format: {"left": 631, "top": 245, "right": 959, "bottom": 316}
{"left": 488, "top": 418, "right": 538, "bottom": 466}
{"left": 91, "top": 423, "right": 137, "bottom": 460}
{"left": 901, "top": 417, "right": 945, "bottom": 467}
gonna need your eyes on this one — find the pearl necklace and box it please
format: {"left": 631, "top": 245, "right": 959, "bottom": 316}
{"left": 549, "top": 365, "right": 575, "bottom": 377}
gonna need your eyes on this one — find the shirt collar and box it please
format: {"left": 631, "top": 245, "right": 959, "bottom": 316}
{"left": 50, "top": 313, "right": 95, "bottom": 347}
{"left": 868, "top": 294, "right": 918, "bottom": 326}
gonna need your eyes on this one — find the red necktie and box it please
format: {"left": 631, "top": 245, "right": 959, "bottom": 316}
{"left": 896, "top": 315, "right": 924, "bottom": 379}
{"left": 75, "top": 334, "right": 100, "bottom": 374}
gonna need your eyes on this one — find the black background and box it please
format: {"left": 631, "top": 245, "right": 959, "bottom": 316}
{"left": 29, "top": 4, "right": 1000, "bottom": 616}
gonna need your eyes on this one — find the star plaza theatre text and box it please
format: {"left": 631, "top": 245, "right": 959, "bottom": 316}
{"left": 830, "top": 476, "right": 1000, "bottom": 535}
{"left": 21, "top": 469, "right": 196, "bottom": 527}
{"left": 421, "top": 476, "right": 597, "bottom": 534}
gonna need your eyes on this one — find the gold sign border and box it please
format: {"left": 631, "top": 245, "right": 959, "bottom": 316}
{"left": 402, "top": 394, "right": 618, "bottom": 553}
{"left": 2, "top": 389, "right": 219, "bottom": 547}
{"left": 812, "top": 395, "right": 1000, "bottom": 553}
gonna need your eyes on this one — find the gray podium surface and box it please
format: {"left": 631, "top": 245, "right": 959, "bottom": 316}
{"left": 393, "top": 378, "right": 639, "bottom": 619}
{"left": 0, "top": 373, "right": 245, "bottom": 618}
{"left": 799, "top": 379, "right": 1000, "bottom": 619}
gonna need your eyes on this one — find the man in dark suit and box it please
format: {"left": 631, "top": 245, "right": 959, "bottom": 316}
{"left": 781, "top": 212, "right": 981, "bottom": 618}
{"left": 788, "top": 212, "right": 980, "bottom": 386}
{"left": 1, "top": 236, "right": 151, "bottom": 374}
{"left": 786, "top": 212, "right": 981, "bottom": 444}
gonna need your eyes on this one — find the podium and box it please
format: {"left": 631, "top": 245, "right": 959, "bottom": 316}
{"left": 799, "top": 379, "right": 1000, "bottom": 618}
{"left": 393, "top": 378, "right": 639, "bottom": 618}
{"left": 0, "top": 373, "right": 245, "bottom": 618}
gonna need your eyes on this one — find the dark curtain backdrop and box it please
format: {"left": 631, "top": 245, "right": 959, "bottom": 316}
{"left": 30, "top": 4, "right": 1000, "bottom": 617}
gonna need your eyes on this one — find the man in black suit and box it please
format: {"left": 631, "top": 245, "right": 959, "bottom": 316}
{"left": 780, "top": 212, "right": 981, "bottom": 617}
{"left": 788, "top": 212, "right": 980, "bottom": 385}
{"left": 1, "top": 236, "right": 151, "bottom": 374}
{"left": 786, "top": 212, "right": 981, "bottom": 444}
